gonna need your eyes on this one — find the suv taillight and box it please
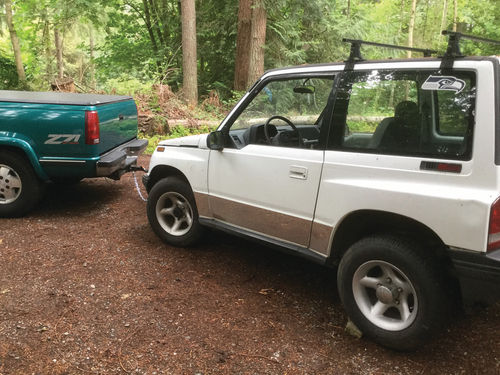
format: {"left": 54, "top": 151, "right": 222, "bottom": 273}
{"left": 85, "top": 110, "right": 100, "bottom": 145}
{"left": 488, "top": 197, "right": 500, "bottom": 251}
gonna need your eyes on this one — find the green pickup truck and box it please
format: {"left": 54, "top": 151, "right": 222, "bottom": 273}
{"left": 0, "top": 90, "right": 147, "bottom": 217}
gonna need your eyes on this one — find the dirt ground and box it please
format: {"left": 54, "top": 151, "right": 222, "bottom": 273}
{"left": 1, "top": 155, "right": 500, "bottom": 375}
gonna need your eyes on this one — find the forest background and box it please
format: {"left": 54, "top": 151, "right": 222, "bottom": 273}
{"left": 0, "top": 0, "right": 499, "bottom": 148}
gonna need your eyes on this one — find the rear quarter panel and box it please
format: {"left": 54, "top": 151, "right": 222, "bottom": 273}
{"left": 315, "top": 60, "right": 498, "bottom": 254}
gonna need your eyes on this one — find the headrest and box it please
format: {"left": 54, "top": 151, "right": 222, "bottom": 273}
{"left": 395, "top": 101, "right": 419, "bottom": 120}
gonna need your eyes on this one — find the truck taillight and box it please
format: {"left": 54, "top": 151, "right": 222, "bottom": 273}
{"left": 488, "top": 197, "right": 500, "bottom": 251}
{"left": 85, "top": 110, "right": 100, "bottom": 145}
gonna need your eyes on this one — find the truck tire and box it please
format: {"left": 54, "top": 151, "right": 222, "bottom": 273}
{"left": 337, "top": 235, "right": 448, "bottom": 351}
{"left": 0, "top": 150, "right": 42, "bottom": 217}
{"left": 147, "top": 177, "right": 204, "bottom": 247}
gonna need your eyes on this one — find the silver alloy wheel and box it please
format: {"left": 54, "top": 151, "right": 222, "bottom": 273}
{"left": 352, "top": 260, "right": 418, "bottom": 331}
{"left": 155, "top": 191, "right": 194, "bottom": 236}
{"left": 0, "top": 164, "right": 22, "bottom": 204}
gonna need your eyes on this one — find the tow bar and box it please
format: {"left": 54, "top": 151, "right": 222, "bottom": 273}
{"left": 128, "top": 165, "right": 148, "bottom": 202}
{"left": 128, "top": 165, "right": 148, "bottom": 173}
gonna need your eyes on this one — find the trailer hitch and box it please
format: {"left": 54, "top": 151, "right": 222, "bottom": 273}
{"left": 128, "top": 165, "right": 148, "bottom": 173}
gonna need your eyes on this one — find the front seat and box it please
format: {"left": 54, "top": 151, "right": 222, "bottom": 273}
{"left": 378, "top": 100, "right": 421, "bottom": 152}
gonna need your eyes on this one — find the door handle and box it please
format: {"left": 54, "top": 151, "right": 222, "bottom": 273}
{"left": 289, "top": 165, "right": 308, "bottom": 180}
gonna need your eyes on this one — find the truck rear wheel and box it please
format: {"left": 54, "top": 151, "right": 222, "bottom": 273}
{"left": 337, "top": 235, "right": 448, "bottom": 351}
{"left": 147, "top": 177, "right": 204, "bottom": 247}
{"left": 0, "top": 150, "right": 42, "bottom": 217}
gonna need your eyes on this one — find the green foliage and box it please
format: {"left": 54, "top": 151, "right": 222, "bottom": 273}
{"left": 100, "top": 76, "right": 154, "bottom": 95}
{"left": 348, "top": 120, "right": 379, "bottom": 133}
{"left": 0, "top": 53, "right": 19, "bottom": 89}
{"left": 139, "top": 124, "right": 217, "bottom": 154}
{"left": 1, "top": 0, "right": 500, "bottom": 105}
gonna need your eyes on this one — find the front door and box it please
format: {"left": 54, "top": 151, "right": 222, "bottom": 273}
{"left": 208, "top": 75, "right": 335, "bottom": 247}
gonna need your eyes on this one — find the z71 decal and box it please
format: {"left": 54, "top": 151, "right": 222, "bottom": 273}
{"left": 44, "top": 134, "right": 81, "bottom": 145}
{"left": 421, "top": 75, "right": 466, "bottom": 93}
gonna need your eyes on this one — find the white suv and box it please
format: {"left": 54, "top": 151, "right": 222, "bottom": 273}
{"left": 143, "top": 35, "right": 500, "bottom": 350}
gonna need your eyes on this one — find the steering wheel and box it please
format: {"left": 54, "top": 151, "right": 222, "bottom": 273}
{"left": 263, "top": 115, "right": 303, "bottom": 147}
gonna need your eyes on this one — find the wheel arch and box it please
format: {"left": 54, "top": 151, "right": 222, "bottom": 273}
{"left": 0, "top": 141, "right": 47, "bottom": 180}
{"left": 146, "top": 164, "right": 191, "bottom": 193}
{"left": 328, "top": 210, "right": 448, "bottom": 266}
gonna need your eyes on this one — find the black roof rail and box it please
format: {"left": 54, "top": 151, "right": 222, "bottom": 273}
{"left": 441, "top": 30, "right": 500, "bottom": 70}
{"left": 342, "top": 38, "right": 437, "bottom": 70}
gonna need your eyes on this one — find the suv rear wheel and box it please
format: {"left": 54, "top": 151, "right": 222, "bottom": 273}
{"left": 337, "top": 235, "right": 449, "bottom": 351}
{"left": 146, "top": 177, "right": 203, "bottom": 247}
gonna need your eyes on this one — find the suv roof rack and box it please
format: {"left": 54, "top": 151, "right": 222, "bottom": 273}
{"left": 441, "top": 30, "right": 500, "bottom": 70}
{"left": 342, "top": 38, "right": 437, "bottom": 70}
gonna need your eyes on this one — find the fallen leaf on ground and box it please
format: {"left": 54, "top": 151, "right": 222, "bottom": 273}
{"left": 259, "top": 288, "right": 274, "bottom": 295}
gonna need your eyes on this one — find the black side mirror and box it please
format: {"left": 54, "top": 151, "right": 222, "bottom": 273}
{"left": 207, "top": 130, "right": 225, "bottom": 150}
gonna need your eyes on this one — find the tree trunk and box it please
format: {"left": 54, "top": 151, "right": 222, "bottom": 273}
{"left": 140, "top": 0, "right": 159, "bottom": 53}
{"left": 346, "top": 0, "right": 351, "bottom": 19}
{"left": 89, "top": 26, "right": 96, "bottom": 90}
{"left": 398, "top": 0, "right": 405, "bottom": 35}
{"left": 452, "top": 0, "right": 457, "bottom": 31}
{"left": 440, "top": 0, "right": 448, "bottom": 32}
{"left": 43, "top": 20, "right": 52, "bottom": 84}
{"left": 233, "top": 0, "right": 252, "bottom": 91}
{"left": 407, "top": 0, "right": 417, "bottom": 58}
{"left": 247, "top": 0, "right": 267, "bottom": 88}
{"left": 180, "top": 0, "right": 198, "bottom": 106}
{"left": 421, "top": 0, "right": 430, "bottom": 40}
{"left": 54, "top": 28, "right": 64, "bottom": 79}
{"left": 4, "top": 0, "right": 26, "bottom": 82}
{"left": 149, "top": 0, "right": 166, "bottom": 47}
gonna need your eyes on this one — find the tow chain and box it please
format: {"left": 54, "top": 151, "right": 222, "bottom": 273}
{"left": 132, "top": 171, "right": 148, "bottom": 202}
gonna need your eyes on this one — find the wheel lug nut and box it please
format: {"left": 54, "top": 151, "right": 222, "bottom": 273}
{"left": 398, "top": 288, "right": 403, "bottom": 293}
{"left": 395, "top": 300, "right": 400, "bottom": 305}
{"left": 386, "top": 278, "right": 392, "bottom": 283}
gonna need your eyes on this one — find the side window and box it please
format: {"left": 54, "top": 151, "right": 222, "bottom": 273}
{"left": 333, "top": 70, "right": 475, "bottom": 160}
{"left": 228, "top": 76, "right": 334, "bottom": 149}
{"left": 435, "top": 82, "right": 474, "bottom": 137}
{"left": 346, "top": 76, "right": 417, "bottom": 137}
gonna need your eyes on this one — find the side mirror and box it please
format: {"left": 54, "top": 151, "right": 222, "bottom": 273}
{"left": 207, "top": 130, "right": 225, "bottom": 151}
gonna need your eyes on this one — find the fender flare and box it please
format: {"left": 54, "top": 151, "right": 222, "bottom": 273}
{"left": 0, "top": 137, "right": 48, "bottom": 180}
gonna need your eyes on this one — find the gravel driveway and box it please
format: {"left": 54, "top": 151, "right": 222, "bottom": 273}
{"left": 1, "top": 155, "right": 499, "bottom": 374}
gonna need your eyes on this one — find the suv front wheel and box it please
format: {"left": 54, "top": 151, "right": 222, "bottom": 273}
{"left": 337, "top": 235, "right": 449, "bottom": 351}
{"left": 147, "top": 177, "right": 203, "bottom": 247}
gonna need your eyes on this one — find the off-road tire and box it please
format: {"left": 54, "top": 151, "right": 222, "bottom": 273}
{"left": 337, "top": 235, "right": 449, "bottom": 351}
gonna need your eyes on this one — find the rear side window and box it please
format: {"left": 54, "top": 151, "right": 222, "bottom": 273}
{"left": 435, "top": 82, "right": 474, "bottom": 137}
{"left": 332, "top": 69, "right": 476, "bottom": 160}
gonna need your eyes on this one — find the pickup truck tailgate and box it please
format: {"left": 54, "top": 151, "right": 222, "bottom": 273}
{"left": 96, "top": 99, "right": 138, "bottom": 155}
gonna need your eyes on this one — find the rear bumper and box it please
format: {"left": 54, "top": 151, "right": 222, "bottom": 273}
{"left": 96, "top": 138, "right": 148, "bottom": 178}
{"left": 449, "top": 248, "right": 500, "bottom": 305}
